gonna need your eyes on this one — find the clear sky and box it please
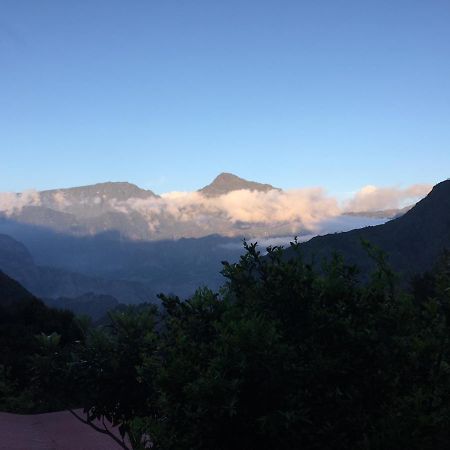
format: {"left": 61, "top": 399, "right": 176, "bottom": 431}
{"left": 1, "top": 0, "right": 449, "bottom": 195}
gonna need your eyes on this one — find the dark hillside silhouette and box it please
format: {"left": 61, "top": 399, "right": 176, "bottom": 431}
{"left": 297, "top": 179, "right": 450, "bottom": 278}
{"left": 0, "top": 270, "right": 35, "bottom": 306}
{"left": 0, "top": 272, "right": 82, "bottom": 412}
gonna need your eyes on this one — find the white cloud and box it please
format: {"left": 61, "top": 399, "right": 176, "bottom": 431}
{"left": 0, "top": 182, "right": 433, "bottom": 238}
{"left": 52, "top": 191, "right": 70, "bottom": 207}
{"left": 0, "top": 190, "right": 41, "bottom": 215}
{"left": 344, "top": 184, "right": 432, "bottom": 212}
{"left": 116, "top": 188, "right": 341, "bottom": 231}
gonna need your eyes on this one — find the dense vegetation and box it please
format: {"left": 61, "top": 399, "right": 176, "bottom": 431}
{"left": 0, "top": 271, "right": 83, "bottom": 412}
{"left": 1, "top": 241, "right": 450, "bottom": 449}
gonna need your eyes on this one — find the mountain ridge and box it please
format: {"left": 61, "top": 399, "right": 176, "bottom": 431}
{"left": 297, "top": 179, "right": 450, "bottom": 279}
{"left": 0, "top": 233, "right": 153, "bottom": 304}
{"left": 40, "top": 181, "right": 158, "bottom": 202}
{"left": 1, "top": 173, "right": 287, "bottom": 240}
{"left": 0, "top": 174, "right": 430, "bottom": 241}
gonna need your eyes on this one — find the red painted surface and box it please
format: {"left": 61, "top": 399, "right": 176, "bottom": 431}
{"left": 0, "top": 410, "right": 128, "bottom": 450}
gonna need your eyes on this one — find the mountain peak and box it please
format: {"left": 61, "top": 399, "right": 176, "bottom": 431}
{"left": 214, "top": 172, "right": 245, "bottom": 181}
{"left": 199, "top": 173, "right": 279, "bottom": 197}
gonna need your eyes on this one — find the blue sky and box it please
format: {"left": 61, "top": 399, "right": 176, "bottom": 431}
{"left": 1, "top": 0, "right": 449, "bottom": 195}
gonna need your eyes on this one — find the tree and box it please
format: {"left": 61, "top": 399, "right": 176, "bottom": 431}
{"left": 65, "top": 305, "right": 159, "bottom": 450}
{"left": 49, "top": 242, "right": 450, "bottom": 449}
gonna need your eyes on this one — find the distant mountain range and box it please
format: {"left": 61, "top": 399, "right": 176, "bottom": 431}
{"left": 0, "top": 230, "right": 247, "bottom": 306}
{"left": 2, "top": 178, "right": 448, "bottom": 319}
{"left": 0, "top": 173, "right": 437, "bottom": 316}
{"left": 0, "top": 172, "right": 411, "bottom": 241}
{"left": 0, "top": 233, "right": 153, "bottom": 304}
{"left": 1, "top": 173, "right": 284, "bottom": 240}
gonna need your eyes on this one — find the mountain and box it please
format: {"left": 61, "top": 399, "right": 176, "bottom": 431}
{"left": 297, "top": 180, "right": 450, "bottom": 279}
{"left": 1, "top": 175, "right": 291, "bottom": 240}
{"left": 0, "top": 270, "right": 35, "bottom": 306}
{"left": 4, "top": 182, "right": 159, "bottom": 240}
{"left": 1, "top": 176, "right": 429, "bottom": 242}
{"left": 0, "top": 233, "right": 154, "bottom": 304}
{"left": 0, "top": 271, "right": 83, "bottom": 409}
{"left": 0, "top": 175, "right": 431, "bottom": 302}
{"left": 40, "top": 181, "right": 158, "bottom": 203}
{"left": 0, "top": 230, "right": 246, "bottom": 301}
{"left": 199, "top": 172, "right": 279, "bottom": 197}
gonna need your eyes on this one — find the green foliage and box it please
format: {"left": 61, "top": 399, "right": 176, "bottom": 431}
{"left": 20, "top": 242, "right": 450, "bottom": 449}
{"left": 156, "top": 242, "right": 450, "bottom": 450}
{"left": 0, "top": 294, "right": 83, "bottom": 413}
{"left": 0, "top": 365, "right": 34, "bottom": 412}
{"left": 67, "top": 305, "right": 159, "bottom": 449}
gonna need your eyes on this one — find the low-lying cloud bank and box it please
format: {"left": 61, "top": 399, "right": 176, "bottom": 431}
{"left": 116, "top": 183, "right": 431, "bottom": 228}
{"left": 344, "top": 184, "right": 432, "bottom": 212}
{"left": 106, "top": 187, "right": 340, "bottom": 235}
{"left": 0, "top": 190, "right": 41, "bottom": 215}
{"left": 159, "top": 188, "right": 339, "bottom": 227}
{"left": 0, "top": 183, "right": 433, "bottom": 237}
